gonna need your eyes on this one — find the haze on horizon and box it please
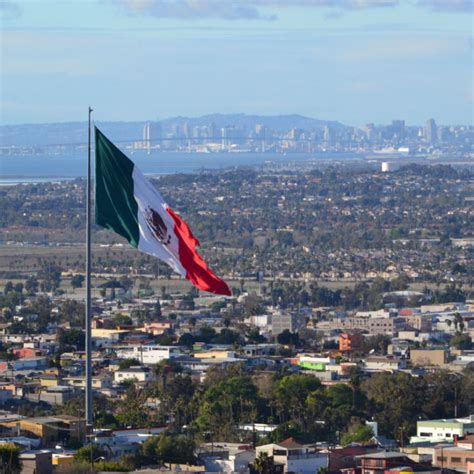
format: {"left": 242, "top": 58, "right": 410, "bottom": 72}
{"left": 0, "top": 0, "right": 473, "bottom": 127}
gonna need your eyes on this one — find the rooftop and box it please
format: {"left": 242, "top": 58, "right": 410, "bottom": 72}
{"left": 356, "top": 451, "right": 408, "bottom": 459}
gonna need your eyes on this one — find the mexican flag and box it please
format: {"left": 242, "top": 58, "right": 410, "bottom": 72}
{"left": 94, "top": 127, "right": 231, "bottom": 296}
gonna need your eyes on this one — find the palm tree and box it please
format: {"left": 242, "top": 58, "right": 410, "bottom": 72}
{"left": 453, "top": 312, "right": 464, "bottom": 333}
{"left": 253, "top": 452, "right": 274, "bottom": 474}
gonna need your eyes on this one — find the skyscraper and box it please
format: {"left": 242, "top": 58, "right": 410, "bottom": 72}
{"left": 425, "top": 118, "right": 437, "bottom": 144}
{"left": 323, "top": 126, "right": 333, "bottom": 145}
{"left": 391, "top": 120, "right": 405, "bottom": 139}
{"left": 143, "top": 122, "right": 162, "bottom": 152}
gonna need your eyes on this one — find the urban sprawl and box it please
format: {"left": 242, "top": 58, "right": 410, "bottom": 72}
{"left": 0, "top": 117, "right": 473, "bottom": 474}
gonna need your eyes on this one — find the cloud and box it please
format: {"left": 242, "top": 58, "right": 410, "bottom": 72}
{"left": 115, "top": 0, "right": 274, "bottom": 20}
{"left": 0, "top": 1, "right": 22, "bottom": 20}
{"left": 417, "top": 0, "right": 473, "bottom": 13}
{"left": 114, "top": 0, "right": 399, "bottom": 21}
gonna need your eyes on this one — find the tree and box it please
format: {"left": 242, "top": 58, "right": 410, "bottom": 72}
{"left": 156, "top": 334, "right": 174, "bottom": 346}
{"left": 0, "top": 443, "right": 21, "bottom": 473}
{"left": 361, "top": 335, "right": 391, "bottom": 355}
{"left": 247, "top": 327, "right": 266, "bottom": 344}
{"left": 390, "top": 275, "right": 410, "bottom": 291}
{"left": 70, "top": 274, "right": 85, "bottom": 289}
{"left": 115, "top": 385, "right": 150, "bottom": 428}
{"left": 365, "top": 372, "right": 425, "bottom": 439}
{"left": 214, "top": 328, "right": 240, "bottom": 345}
{"left": 152, "top": 299, "right": 162, "bottom": 319}
{"left": 58, "top": 328, "right": 85, "bottom": 351}
{"left": 118, "top": 359, "right": 141, "bottom": 370}
{"left": 198, "top": 326, "right": 216, "bottom": 343}
{"left": 275, "top": 375, "right": 321, "bottom": 425}
{"left": 74, "top": 444, "right": 107, "bottom": 464}
{"left": 27, "top": 295, "right": 53, "bottom": 331}
{"left": 325, "top": 384, "right": 353, "bottom": 408}
{"left": 277, "top": 329, "right": 300, "bottom": 346}
{"left": 113, "top": 314, "right": 133, "bottom": 326}
{"left": 450, "top": 333, "right": 472, "bottom": 350}
{"left": 140, "top": 434, "right": 196, "bottom": 466}
{"left": 58, "top": 299, "right": 84, "bottom": 326}
{"left": 341, "top": 420, "right": 374, "bottom": 446}
{"left": 157, "top": 434, "right": 196, "bottom": 464}
{"left": 178, "top": 333, "right": 196, "bottom": 347}
{"left": 453, "top": 312, "right": 465, "bottom": 333}
{"left": 243, "top": 294, "right": 265, "bottom": 316}
{"left": 253, "top": 452, "right": 274, "bottom": 474}
{"left": 25, "top": 276, "right": 39, "bottom": 295}
{"left": 196, "top": 376, "right": 260, "bottom": 436}
{"left": 38, "top": 262, "right": 62, "bottom": 292}
{"left": 211, "top": 301, "right": 227, "bottom": 313}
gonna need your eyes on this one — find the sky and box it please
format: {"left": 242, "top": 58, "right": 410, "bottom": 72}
{"left": 0, "top": 0, "right": 473, "bottom": 126}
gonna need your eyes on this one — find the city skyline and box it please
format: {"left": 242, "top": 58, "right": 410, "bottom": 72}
{"left": 1, "top": 0, "right": 472, "bottom": 126}
{"left": 0, "top": 111, "right": 471, "bottom": 128}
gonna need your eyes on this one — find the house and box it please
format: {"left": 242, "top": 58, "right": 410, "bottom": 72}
{"left": 337, "top": 313, "right": 404, "bottom": 336}
{"left": 12, "top": 347, "right": 44, "bottom": 359}
{"left": 432, "top": 433, "right": 474, "bottom": 472}
{"left": 0, "top": 415, "right": 85, "bottom": 447}
{"left": 328, "top": 446, "right": 380, "bottom": 473}
{"left": 292, "top": 354, "right": 336, "bottom": 371}
{"left": 141, "top": 321, "right": 173, "bottom": 335}
{"left": 115, "top": 345, "right": 182, "bottom": 364}
{"left": 93, "top": 426, "right": 167, "bottom": 459}
{"left": 198, "top": 442, "right": 256, "bottom": 474}
{"left": 242, "top": 344, "right": 277, "bottom": 357}
{"left": 365, "top": 356, "right": 407, "bottom": 372}
{"left": 37, "top": 375, "right": 61, "bottom": 387}
{"left": 410, "top": 350, "right": 450, "bottom": 367}
{"left": 194, "top": 350, "right": 236, "bottom": 360}
{"left": 347, "top": 451, "right": 441, "bottom": 474}
{"left": 114, "top": 366, "right": 154, "bottom": 383}
{"left": 339, "top": 332, "right": 363, "bottom": 352}
{"left": 256, "top": 437, "right": 328, "bottom": 474}
{"left": 63, "top": 375, "right": 113, "bottom": 390}
{"left": 26, "top": 386, "right": 80, "bottom": 405}
{"left": 410, "top": 415, "right": 474, "bottom": 444}
{"left": 179, "top": 356, "right": 244, "bottom": 382}
{"left": 19, "top": 451, "right": 53, "bottom": 474}
{"left": 399, "top": 313, "right": 433, "bottom": 333}
{"left": 0, "top": 357, "right": 47, "bottom": 372}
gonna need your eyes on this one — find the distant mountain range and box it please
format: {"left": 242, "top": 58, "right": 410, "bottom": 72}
{"left": 0, "top": 114, "right": 345, "bottom": 147}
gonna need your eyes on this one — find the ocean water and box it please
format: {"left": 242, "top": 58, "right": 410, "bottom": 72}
{"left": 0, "top": 151, "right": 359, "bottom": 183}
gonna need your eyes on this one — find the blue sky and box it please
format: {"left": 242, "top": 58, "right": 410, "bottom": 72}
{"left": 1, "top": 0, "right": 472, "bottom": 125}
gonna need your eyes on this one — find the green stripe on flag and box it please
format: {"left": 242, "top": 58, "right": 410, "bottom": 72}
{"left": 94, "top": 127, "right": 140, "bottom": 247}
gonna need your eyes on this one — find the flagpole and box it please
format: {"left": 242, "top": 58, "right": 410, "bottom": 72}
{"left": 86, "top": 106, "right": 93, "bottom": 438}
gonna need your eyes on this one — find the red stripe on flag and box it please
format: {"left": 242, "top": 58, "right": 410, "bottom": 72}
{"left": 166, "top": 207, "right": 231, "bottom": 296}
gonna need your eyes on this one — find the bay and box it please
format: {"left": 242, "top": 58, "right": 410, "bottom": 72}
{"left": 0, "top": 150, "right": 361, "bottom": 183}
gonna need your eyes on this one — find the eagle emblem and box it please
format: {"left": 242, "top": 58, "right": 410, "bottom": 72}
{"left": 144, "top": 207, "right": 171, "bottom": 245}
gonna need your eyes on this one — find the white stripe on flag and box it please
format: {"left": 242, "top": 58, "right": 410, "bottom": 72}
{"left": 132, "top": 167, "right": 186, "bottom": 277}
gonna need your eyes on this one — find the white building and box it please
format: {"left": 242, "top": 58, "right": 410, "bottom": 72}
{"left": 198, "top": 443, "right": 255, "bottom": 474}
{"left": 115, "top": 345, "right": 182, "bottom": 364}
{"left": 93, "top": 426, "right": 166, "bottom": 460}
{"left": 114, "top": 366, "right": 154, "bottom": 383}
{"left": 245, "top": 314, "right": 271, "bottom": 329}
{"left": 257, "top": 438, "right": 328, "bottom": 474}
{"left": 364, "top": 356, "right": 406, "bottom": 372}
{"left": 410, "top": 415, "right": 474, "bottom": 444}
{"left": 271, "top": 312, "right": 304, "bottom": 336}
